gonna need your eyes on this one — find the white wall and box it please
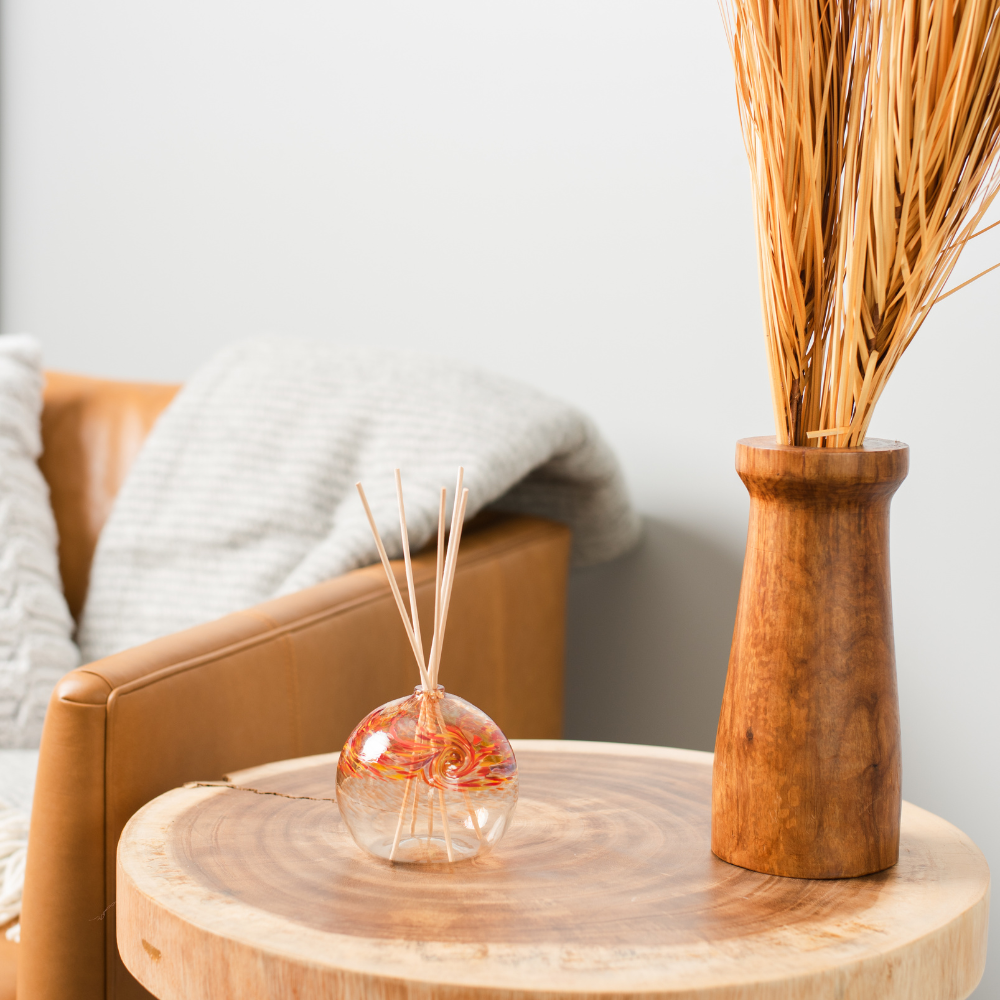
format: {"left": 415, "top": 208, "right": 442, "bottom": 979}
{"left": 3, "top": 2, "right": 998, "bottom": 994}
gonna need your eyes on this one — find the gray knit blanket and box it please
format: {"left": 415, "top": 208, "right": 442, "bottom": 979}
{"left": 78, "top": 338, "right": 639, "bottom": 662}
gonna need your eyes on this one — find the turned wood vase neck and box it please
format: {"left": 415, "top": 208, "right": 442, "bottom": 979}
{"left": 735, "top": 436, "right": 909, "bottom": 504}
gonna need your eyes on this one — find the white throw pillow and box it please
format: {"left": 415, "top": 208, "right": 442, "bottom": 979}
{"left": 0, "top": 334, "right": 79, "bottom": 749}
{"left": 0, "top": 748, "right": 37, "bottom": 927}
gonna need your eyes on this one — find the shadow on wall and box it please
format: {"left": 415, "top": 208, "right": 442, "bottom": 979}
{"left": 563, "top": 517, "right": 744, "bottom": 753}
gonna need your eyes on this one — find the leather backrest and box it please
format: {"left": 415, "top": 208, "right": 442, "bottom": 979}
{"left": 40, "top": 373, "right": 179, "bottom": 620}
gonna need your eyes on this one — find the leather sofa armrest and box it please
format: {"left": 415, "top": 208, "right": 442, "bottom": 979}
{"left": 18, "top": 514, "right": 570, "bottom": 1000}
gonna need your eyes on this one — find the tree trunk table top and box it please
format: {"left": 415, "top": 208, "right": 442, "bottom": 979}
{"left": 117, "top": 741, "right": 989, "bottom": 1000}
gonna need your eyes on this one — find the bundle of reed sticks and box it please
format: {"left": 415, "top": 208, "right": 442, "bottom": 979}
{"left": 356, "top": 469, "right": 471, "bottom": 862}
{"left": 724, "top": 0, "right": 1000, "bottom": 446}
{"left": 356, "top": 468, "right": 469, "bottom": 693}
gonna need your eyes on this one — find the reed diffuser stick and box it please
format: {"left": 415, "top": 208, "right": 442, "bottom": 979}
{"left": 463, "top": 790, "right": 483, "bottom": 841}
{"left": 432, "top": 488, "right": 446, "bottom": 680}
{"left": 394, "top": 470, "right": 426, "bottom": 677}
{"left": 409, "top": 777, "right": 420, "bottom": 835}
{"left": 430, "top": 487, "right": 470, "bottom": 689}
{"left": 389, "top": 778, "right": 413, "bottom": 862}
{"left": 427, "top": 469, "right": 464, "bottom": 686}
{"left": 437, "top": 787, "right": 455, "bottom": 862}
{"left": 355, "top": 483, "right": 429, "bottom": 689}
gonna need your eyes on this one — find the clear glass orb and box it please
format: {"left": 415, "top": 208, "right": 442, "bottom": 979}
{"left": 336, "top": 686, "right": 518, "bottom": 864}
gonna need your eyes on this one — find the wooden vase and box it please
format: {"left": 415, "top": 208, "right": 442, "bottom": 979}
{"left": 712, "top": 436, "right": 909, "bottom": 879}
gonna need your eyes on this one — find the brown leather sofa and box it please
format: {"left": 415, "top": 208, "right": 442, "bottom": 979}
{"left": 3, "top": 372, "right": 571, "bottom": 1000}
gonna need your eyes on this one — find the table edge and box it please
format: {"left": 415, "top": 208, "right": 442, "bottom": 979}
{"left": 118, "top": 744, "right": 990, "bottom": 1000}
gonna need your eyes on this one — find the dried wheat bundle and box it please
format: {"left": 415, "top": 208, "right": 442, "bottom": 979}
{"left": 724, "top": 0, "right": 1000, "bottom": 446}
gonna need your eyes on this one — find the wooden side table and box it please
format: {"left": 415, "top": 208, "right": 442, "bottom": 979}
{"left": 117, "top": 741, "right": 989, "bottom": 999}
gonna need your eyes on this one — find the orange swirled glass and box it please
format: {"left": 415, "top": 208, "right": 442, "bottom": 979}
{"left": 336, "top": 686, "right": 518, "bottom": 863}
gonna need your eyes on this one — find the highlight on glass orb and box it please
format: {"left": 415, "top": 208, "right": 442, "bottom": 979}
{"left": 337, "top": 685, "right": 518, "bottom": 863}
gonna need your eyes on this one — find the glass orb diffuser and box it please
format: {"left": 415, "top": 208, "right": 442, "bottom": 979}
{"left": 337, "top": 685, "right": 518, "bottom": 863}
{"left": 348, "top": 467, "right": 516, "bottom": 864}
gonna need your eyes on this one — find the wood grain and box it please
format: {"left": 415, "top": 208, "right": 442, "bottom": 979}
{"left": 117, "top": 741, "right": 988, "bottom": 1000}
{"left": 713, "top": 437, "right": 909, "bottom": 878}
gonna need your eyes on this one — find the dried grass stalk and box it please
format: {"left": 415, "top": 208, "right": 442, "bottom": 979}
{"left": 724, "top": 0, "right": 1000, "bottom": 446}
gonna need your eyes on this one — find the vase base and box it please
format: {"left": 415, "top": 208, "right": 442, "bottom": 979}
{"left": 710, "top": 844, "right": 899, "bottom": 880}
